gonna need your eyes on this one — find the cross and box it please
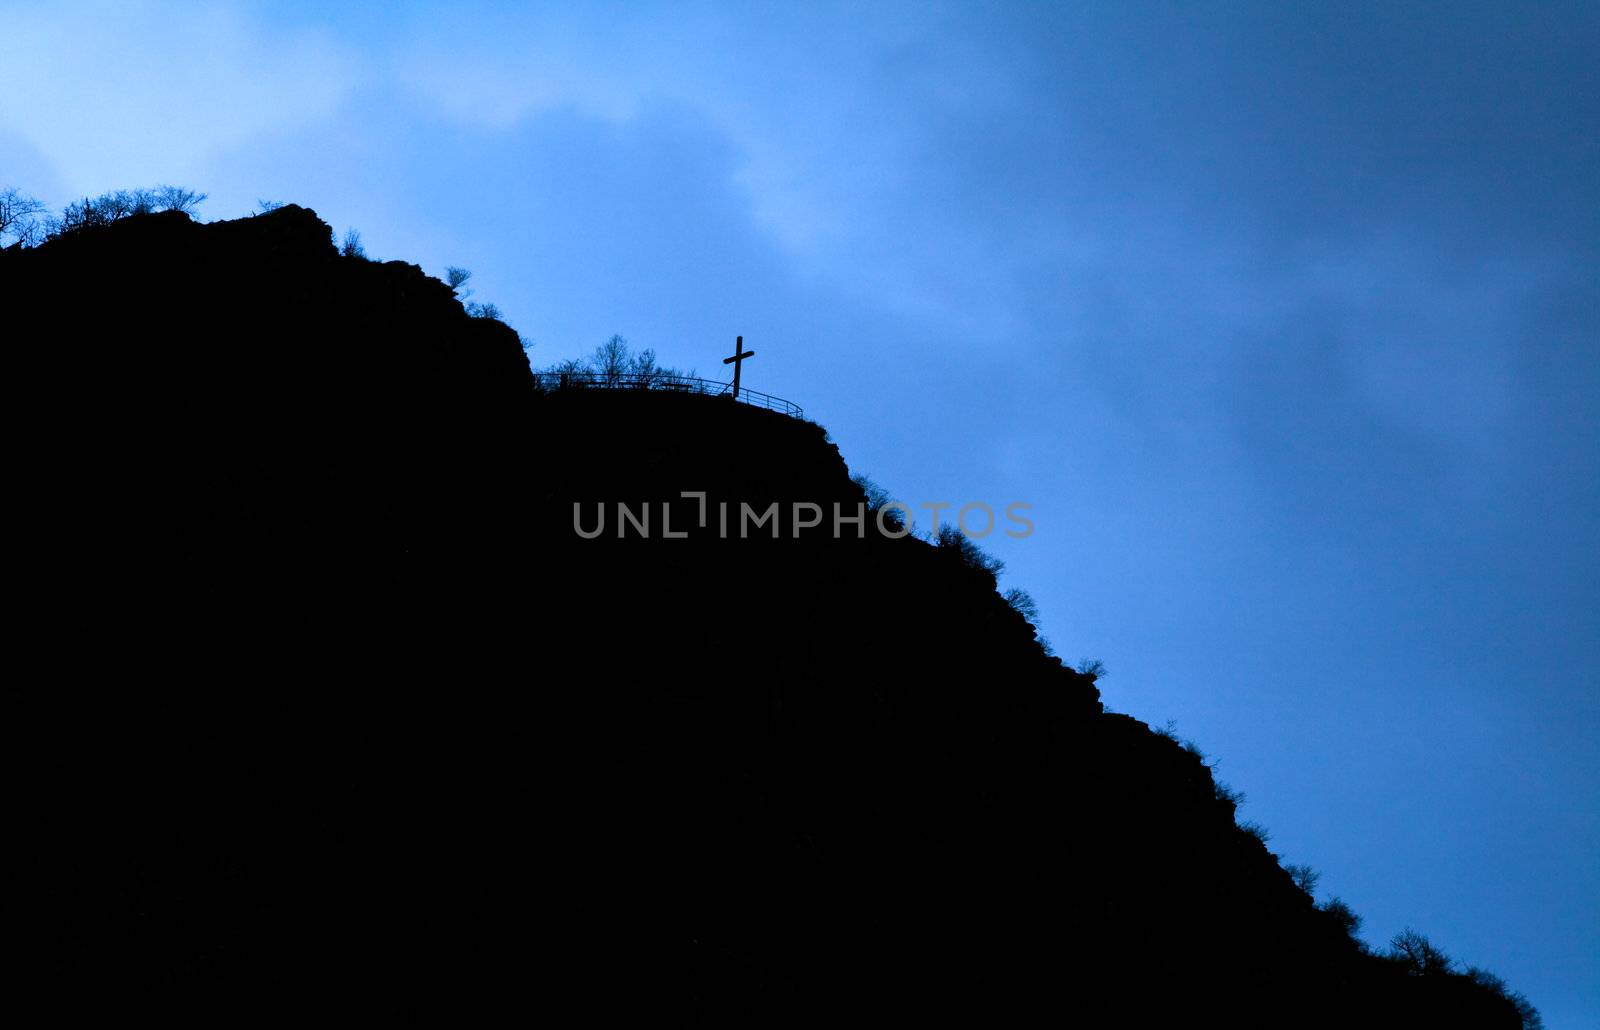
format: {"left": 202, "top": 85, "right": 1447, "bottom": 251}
{"left": 723, "top": 335, "right": 755, "bottom": 400}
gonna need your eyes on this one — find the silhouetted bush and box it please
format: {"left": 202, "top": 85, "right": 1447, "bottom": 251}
{"left": 1466, "top": 968, "right": 1545, "bottom": 1029}
{"left": 1320, "top": 897, "right": 1363, "bottom": 941}
{"left": 45, "top": 185, "right": 207, "bottom": 239}
{"left": 441, "top": 265, "right": 509, "bottom": 322}
{"left": 851, "top": 472, "right": 905, "bottom": 531}
{"left": 1238, "top": 820, "right": 1272, "bottom": 844}
{"left": 933, "top": 523, "right": 1004, "bottom": 583}
{"left": 50, "top": 197, "right": 116, "bottom": 235}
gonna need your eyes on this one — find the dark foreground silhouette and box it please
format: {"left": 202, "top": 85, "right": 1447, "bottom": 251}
{"left": 4, "top": 207, "right": 1536, "bottom": 1025}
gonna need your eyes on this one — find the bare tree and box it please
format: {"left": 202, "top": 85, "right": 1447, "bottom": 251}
{"left": 628, "top": 346, "right": 664, "bottom": 388}
{"left": 1284, "top": 863, "right": 1320, "bottom": 896}
{"left": 153, "top": 185, "right": 206, "bottom": 213}
{"left": 95, "top": 189, "right": 150, "bottom": 219}
{"left": 0, "top": 187, "right": 47, "bottom": 247}
{"left": 341, "top": 228, "right": 366, "bottom": 258}
{"left": 1388, "top": 928, "right": 1453, "bottom": 976}
{"left": 593, "top": 334, "right": 630, "bottom": 387}
{"left": 446, "top": 266, "right": 473, "bottom": 295}
{"left": 552, "top": 356, "right": 589, "bottom": 388}
{"left": 1003, "top": 587, "right": 1040, "bottom": 621}
{"left": 536, "top": 338, "right": 699, "bottom": 392}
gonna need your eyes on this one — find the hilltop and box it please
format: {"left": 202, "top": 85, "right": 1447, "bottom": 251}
{"left": 3, "top": 206, "right": 1536, "bottom": 1025}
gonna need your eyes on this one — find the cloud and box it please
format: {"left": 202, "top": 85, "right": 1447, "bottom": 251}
{"left": 379, "top": 4, "right": 1046, "bottom": 278}
{"left": 0, "top": 0, "right": 363, "bottom": 196}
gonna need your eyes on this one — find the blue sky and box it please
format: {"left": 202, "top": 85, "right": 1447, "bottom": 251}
{"left": 3, "top": 1, "right": 1595, "bottom": 1022}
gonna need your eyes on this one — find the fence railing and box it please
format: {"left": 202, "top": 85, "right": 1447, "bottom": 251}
{"left": 533, "top": 371, "right": 804, "bottom": 419}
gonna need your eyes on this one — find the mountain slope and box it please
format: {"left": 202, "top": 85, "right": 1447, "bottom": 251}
{"left": 3, "top": 207, "right": 1531, "bottom": 1025}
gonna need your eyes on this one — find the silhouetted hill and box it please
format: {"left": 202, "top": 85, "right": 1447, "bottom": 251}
{"left": 3, "top": 208, "right": 1533, "bottom": 1025}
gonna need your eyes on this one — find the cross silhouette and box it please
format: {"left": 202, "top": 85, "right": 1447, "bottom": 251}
{"left": 723, "top": 335, "right": 755, "bottom": 400}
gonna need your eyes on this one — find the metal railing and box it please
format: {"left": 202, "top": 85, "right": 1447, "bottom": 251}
{"left": 533, "top": 371, "right": 803, "bottom": 419}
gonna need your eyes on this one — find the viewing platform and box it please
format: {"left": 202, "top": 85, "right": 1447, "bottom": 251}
{"left": 532, "top": 371, "right": 804, "bottom": 419}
